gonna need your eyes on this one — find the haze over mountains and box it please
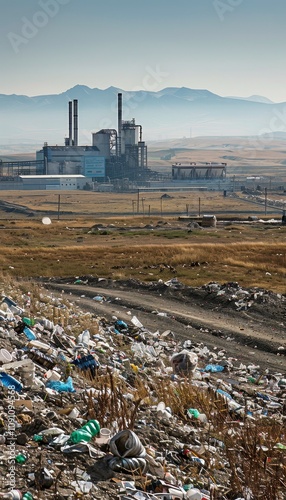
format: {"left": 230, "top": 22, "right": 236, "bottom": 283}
{"left": 0, "top": 85, "right": 286, "bottom": 148}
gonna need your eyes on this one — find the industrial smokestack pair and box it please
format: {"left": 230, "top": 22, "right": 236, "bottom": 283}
{"left": 68, "top": 99, "right": 78, "bottom": 146}
{"left": 69, "top": 94, "right": 123, "bottom": 151}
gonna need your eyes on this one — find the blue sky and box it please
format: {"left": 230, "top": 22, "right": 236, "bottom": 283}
{"left": 1, "top": 0, "right": 286, "bottom": 101}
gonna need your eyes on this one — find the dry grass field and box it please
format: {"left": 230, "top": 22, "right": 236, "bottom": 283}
{"left": 0, "top": 189, "right": 284, "bottom": 218}
{"left": 0, "top": 190, "right": 285, "bottom": 292}
{"left": 148, "top": 136, "right": 286, "bottom": 184}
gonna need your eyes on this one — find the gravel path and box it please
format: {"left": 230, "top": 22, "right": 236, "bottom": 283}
{"left": 43, "top": 281, "right": 286, "bottom": 374}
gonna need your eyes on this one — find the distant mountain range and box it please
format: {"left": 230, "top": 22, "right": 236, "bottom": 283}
{"left": 0, "top": 85, "right": 285, "bottom": 148}
{"left": 227, "top": 95, "right": 274, "bottom": 104}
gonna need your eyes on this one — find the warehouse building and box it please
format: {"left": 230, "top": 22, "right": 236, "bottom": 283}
{"left": 19, "top": 175, "right": 87, "bottom": 190}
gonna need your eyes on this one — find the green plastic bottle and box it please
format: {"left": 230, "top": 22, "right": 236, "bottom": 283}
{"left": 187, "top": 408, "right": 200, "bottom": 419}
{"left": 23, "top": 317, "right": 35, "bottom": 327}
{"left": 69, "top": 419, "right": 100, "bottom": 444}
{"left": 15, "top": 454, "right": 27, "bottom": 464}
{"left": 23, "top": 493, "right": 33, "bottom": 500}
{"left": 32, "top": 434, "right": 43, "bottom": 442}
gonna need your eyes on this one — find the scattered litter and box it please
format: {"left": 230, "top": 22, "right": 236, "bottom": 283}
{"left": 0, "top": 279, "right": 284, "bottom": 499}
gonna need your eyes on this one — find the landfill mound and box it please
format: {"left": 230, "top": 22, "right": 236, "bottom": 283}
{"left": 46, "top": 275, "right": 286, "bottom": 321}
{"left": 0, "top": 281, "right": 285, "bottom": 500}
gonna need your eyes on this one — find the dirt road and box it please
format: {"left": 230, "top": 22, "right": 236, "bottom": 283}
{"left": 43, "top": 280, "right": 286, "bottom": 374}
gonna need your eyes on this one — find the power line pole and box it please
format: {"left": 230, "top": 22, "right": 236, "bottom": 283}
{"left": 57, "top": 194, "right": 61, "bottom": 220}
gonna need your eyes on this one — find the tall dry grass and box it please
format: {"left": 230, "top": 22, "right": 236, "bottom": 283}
{"left": 0, "top": 240, "right": 286, "bottom": 291}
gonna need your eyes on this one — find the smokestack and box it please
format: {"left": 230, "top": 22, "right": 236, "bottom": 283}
{"left": 73, "top": 99, "right": 78, "bottom": 147}
{"left": 68, "top": 101, "right": 73, "bottom": 145}
{"left": 118, "top": 93, "right": 122, "bottom": 157}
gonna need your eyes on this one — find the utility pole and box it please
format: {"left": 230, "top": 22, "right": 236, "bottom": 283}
{"left": 198, "top": 197, "right": 201, "bottom": 217}
{"left": 137, "top": 189, "right": 140, "bottom": 213}
{"left": 264, "top": 187, "right": 267, "bottom": 216}
{"left": 57, "top": 194, "right": 61, "bottom": 220}
{"left": 141, "top": 197, "right": 145, "bottom": 215}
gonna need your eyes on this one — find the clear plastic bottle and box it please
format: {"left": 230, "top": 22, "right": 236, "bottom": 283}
{"left": 2, "top": 490, "right": 22, "bottom": 500}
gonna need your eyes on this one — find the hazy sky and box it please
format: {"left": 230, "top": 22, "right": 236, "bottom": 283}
{"left": 1, "top": 0, "right": 286, "bottom": 101}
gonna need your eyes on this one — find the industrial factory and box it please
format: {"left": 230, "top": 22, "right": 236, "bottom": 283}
{"left": 0, "top": 92, "right": 230, "bottom": 191}
{"left": 0, "top": 93, "right": 148, "bottom": 191}
{"left": 36, "top": 93, "right": 148, "bottom": 185}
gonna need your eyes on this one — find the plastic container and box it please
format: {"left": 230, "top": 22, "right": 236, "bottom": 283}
{"left": 23, "top": 327, "right": 36, "bottom": 341}
{"left": 15, "top": 454, "right": 27, "bottom": 464}
{"left": 187, "top": 408, "right": 200, "bottom": 419}
{"left": 28, "top": 350, "right": 55, "bottom": 370}
{"left": 43, "top": 319, "right": 54, "bottom": 331}
{"left": 0, "top": 372, "right": 23, "bottom": 393}
{"left": 157, "top": 401, "right": 166, "bottom": 412}
{"left": 22, "top": 493, "right": 33, "bottom": 500}
{"left": 69, "top": 419, "right": 100, "bottom": 444}
{"left": 28, "top": 340, "right": 51, "bottom": 352}
{"left": 96, "top": 428, "right": 111, "bottom": 444}
{"left": 44, "top": 370, "right": 61, "bottom": 381}
{"left": 185, "top": 489, "right": 201, "bottom": 499}
{"left": 0, "top": 349, "right": 13, "bottom": 364}
{"left": 2, "top": 297, "right": 17, "bottom": 308}
{"left": 67, "top": 407, "right": 80, "bottom": 419}
{"left": 197, "top": 413, "right": 208, "bottom": 423}
{"left": 2, "top": 490, "right": 22, "bottom": 500}
{"left": 22, "top": 317, "right": 34, "bottom": 327}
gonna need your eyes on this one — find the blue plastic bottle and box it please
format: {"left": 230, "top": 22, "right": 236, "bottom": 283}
{"left": 0, "top": 372, "right": 23, "bottom": 393}
{"left": 23, "top": 327, "right": 36, "bottom": 341}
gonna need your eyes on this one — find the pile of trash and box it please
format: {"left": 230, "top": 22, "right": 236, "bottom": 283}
{"left": 202, "top": 281, "right": 285, "bottom": 312}
{"left": 0, "top": 283, "right": 285, "bottom": 499}
{"left": 56, "top": 275, "right": 286, "bottom": 316}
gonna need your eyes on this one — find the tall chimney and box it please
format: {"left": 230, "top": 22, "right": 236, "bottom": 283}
{"left": 68, "top": 101, "right": 73, "bottom": 145}
{"left": 118, "top": 93, "right": 122, "bottom": 157}
{"left": 73, "top": 99, "right": 78, "bottom": 147}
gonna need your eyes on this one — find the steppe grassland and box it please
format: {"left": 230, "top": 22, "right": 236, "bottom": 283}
{"left": 0, "top": 189, "right": 283, "bottom": 216}
{"left": 0, "top": 190, "right": 285, "bottom": 291}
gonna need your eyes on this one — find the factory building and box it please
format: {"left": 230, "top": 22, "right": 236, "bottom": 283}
{"left": 36, "top": 94, "right": 148, "bottom": 184}
{"left": 36, "top": 145, "right": 105, "bottom": 179}
{"left": 172, "top": 162, "right": 227, "bottom": 180}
